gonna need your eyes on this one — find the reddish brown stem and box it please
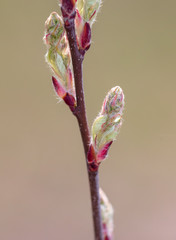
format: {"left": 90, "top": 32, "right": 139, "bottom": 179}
{"left": 64, "top": 18, "right": 103, "bottom": 240}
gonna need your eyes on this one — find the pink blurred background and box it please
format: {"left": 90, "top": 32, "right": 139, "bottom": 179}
{"left": 0, "top": 0, "right": 176, "bottom": 239}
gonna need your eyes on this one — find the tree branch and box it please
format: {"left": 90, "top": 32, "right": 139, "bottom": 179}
{"left": 64, "top": 18, "right": 103, "bottom": 240}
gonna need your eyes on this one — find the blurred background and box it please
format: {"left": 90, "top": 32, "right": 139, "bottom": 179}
{"left": 0, "top": 0, "right": 176, "bottom": 239}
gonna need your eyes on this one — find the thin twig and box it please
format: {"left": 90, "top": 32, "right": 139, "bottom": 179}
{"left": 64, "top": 18, "right": 103, "bottom": 240}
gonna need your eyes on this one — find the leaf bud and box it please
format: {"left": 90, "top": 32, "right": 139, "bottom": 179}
{"left": 100, "top": 188, "right": 114, "bottom": 240}
{"left": 44, "top": 12, "right": 76, "bottom": 106}
{"left": 90, "top": 86, "right": 124, "bottom": 164}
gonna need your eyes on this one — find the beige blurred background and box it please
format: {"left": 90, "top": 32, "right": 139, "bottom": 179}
{"left": 0, "top": 0, "right": 176, "bottom": 239}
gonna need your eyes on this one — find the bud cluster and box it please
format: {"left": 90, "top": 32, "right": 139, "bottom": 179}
{"left": 43, "top": 12, "right": 76, "bottom": 110}
{"left": 88, "top": 86, "right": 124, "bottom": 171}
{"left": 59, "top": 0, "right": 102, "bottom": 51}
{"left": 100, "top": 188, "right": 114, "bottom": 240}
{"left": 44, "top": 1, "right": 102, "bottom": 109}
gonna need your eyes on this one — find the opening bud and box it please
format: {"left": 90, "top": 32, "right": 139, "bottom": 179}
{"left": 100, "top": 189, "right": 114, "bottom": 240}
{"left": 74, "top": 0, "right": 102, "bottom": 51}
{"left": 90, "top": 86, "right": 125, "bottom": 165}
{"left": 44, "top": 12, "right": 76, "bottom": 104}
